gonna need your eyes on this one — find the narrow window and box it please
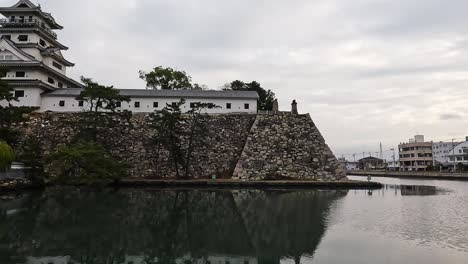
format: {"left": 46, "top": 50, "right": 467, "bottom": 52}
{"left": 135, "top": 102, "right": 140, "bottom": 108}
{"left": 39, "top": 39, "right": 46, "bottom": 47}
{"left": 48, "top": 77, "right": 55, "bottom": 84}
{"left": 10, "top": 16, "right": 15, "bottom": 21}
{"left": 78, "top": 100, "right": 84, "bottom": 107}
{"left": 16, "top": 71, "right": 25, "bottom": 77}
{"left": 52, "top": 61, "right": 62, "bottom": 70}
{"left": 244, "top": 103, "right": 250, "bottom": 110}
{"left": 59, "top": 100, "right": 65, "bottom": 107}
{"left": 3, "top": 35, "right": 11, "bottom": 40}
{"left": 17, "top": 35, "right": 28, "bottom": 41}
{"left": 14, "top": 90, "right": 25, "bottom": 98}
{"left": 58, "top": 82, "right": 63, "bottom": 88}
{"left": 153, "top": 102, "right": 158, "bottom": 108}
{"left": 28, "top": 16, "right": 33, "bottom": 22}
{"left": 226, "top": 103, "right": 231, "bottom": 109}
{"left": 116, "top": 102, "right": 121, "bottom": 107}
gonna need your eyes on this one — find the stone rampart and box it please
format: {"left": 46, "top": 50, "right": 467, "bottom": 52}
{"left": 12, "top": 112, "right": 346, "bottom": 180}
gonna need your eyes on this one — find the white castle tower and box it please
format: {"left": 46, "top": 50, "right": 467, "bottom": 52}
{"left": 0, "top": 0, "right": 82, "bottom": 107}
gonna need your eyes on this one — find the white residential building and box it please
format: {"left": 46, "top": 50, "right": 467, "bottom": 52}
{"left": 0, "top": 0, "right": 259, "bottom": 113}
{"left": 432, "top": 141, "right": 460, "bottom": 166}
{"left": 447, "top": 140, "right": 468, "bottom": 166}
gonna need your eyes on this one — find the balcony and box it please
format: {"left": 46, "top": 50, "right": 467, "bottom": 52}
{"left": 0, "top": 18, "right": 57, "bottom": 39}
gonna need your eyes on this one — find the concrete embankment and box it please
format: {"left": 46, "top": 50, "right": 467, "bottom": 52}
{"left": 117, "top": 179, "right": 382, "bottom": 189}
{"left": 347, "top": 170, "right": 468, "bottom": 181}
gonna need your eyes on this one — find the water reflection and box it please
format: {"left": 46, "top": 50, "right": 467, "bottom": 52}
{"left": 0, "top": 189, "right": 347, "bottom": 264}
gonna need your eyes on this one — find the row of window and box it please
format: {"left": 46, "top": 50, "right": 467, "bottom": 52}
{"left": 56, "top": 100, "right": 250, "bottom": 110}
{"left": 12, "top": 72, "right": 64, "bottom": 88}
{"left": 3, "top": 34, "right": 47, "bottom": 47}
{"left": 400, "top": 153, "right": 433, "bottom": 158}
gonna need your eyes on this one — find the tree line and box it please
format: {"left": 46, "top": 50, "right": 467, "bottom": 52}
{"left": 0, "top": 66, "right": 276, "bottom": 185}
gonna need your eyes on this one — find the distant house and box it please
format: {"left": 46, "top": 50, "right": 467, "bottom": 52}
{"left": 358, "top": 157, "right": 384, "bottom": 170}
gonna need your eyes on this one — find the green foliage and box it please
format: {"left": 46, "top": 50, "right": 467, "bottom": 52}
{"left": 75, "top": 77, "right": 132, "bottom": 142}
{"left": 77, "top": 77, "right": 131, "bottom": 113}
{"left": 226, "top": 80, "right": 277, "bottom": 111}
{"left": 46, "top": 141, "right": 127, "bottom": 185}
{"left": 149, "top": 99, "right": 212, "bottom": 179}
{"left": 0, "top": 141, "right": 15, "bottom": 172}
{"left": 0, "top": 68, "right": 37, "bottom": 144}
{"left": 139, "top": 66, "right": 193, "bottom": 90}
{"left": 17, "top": 136, "right": 44, "bottom": 182}
{"left": 149, "top": 99, "right": 185, "bottom": 178}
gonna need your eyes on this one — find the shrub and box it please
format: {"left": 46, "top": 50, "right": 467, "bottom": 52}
{"left": 0, "top": 141, "right": 15, "bottom": 172}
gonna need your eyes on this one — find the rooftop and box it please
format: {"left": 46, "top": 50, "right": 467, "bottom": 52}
{"left": 44, "top": 88, "right": 260, "bottom": 99}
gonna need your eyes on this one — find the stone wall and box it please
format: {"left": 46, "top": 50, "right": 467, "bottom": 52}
{"left": 13, "top": 112, "right": 346, "bottom": 181}
{"left": 233, "top": 113, "right": 346, "bottom": 181}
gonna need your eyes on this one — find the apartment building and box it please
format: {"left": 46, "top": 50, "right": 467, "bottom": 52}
{"left": 399, "top": 135, "right": 433, "bottom": 171}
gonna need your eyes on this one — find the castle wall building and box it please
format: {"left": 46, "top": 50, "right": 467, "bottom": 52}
{"left": 0, "top": 0, "right": 259, "bottom": 113}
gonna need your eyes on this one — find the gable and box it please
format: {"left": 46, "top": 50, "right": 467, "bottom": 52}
{"left": 0, "top": 38, "right": 36, "bottom": 61}
{"left": 12, "top": 0, "right": 37, "bottom": 8}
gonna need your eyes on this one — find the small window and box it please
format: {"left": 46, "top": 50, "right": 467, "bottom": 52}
{"left": 244, "top": 103, "right": 250, "bottom": 110}
{"left": 48, "top": 77, "right": 55, "bottom": 84}
{"left": 10, "top": 16, "right": 15, "bottom": 21}
{"left": 208, "top": 103, "right": 214, "bottom": 109}
{"left": 59, "top": 100, "right": 65, "bottom": 107}
{"left": 3, "top": 35, "right": 11, "bottom": 40}
{"left": 116, "top": 102, "right": 121, "bottom": 107}
{"left": 39, "top": 39, "right": 46, "bottom": 47}
{"left": 14, "top": 90, "right": 25, "bottom": 98}
{"left": 17, "top": 35, "right": 28, "bottom": 41}
{"left": 28, "top": 16, "right": 33, "bottom": 22}
{"left": 171, "top": 102, "right": 177, "bottom": 107}
{"left": 78, "top": 100, "right": 84, "bottom": 107}
{"left": 58, "top": 82, "right": 63, "bottom": 88}
{"left": 16, "top": 71, "right": 26, "bottom": 77}
{"left": 134, "top": 102, "right": 140, "bottom": 108}
{"left": 153, "top": 102, "right": 158, "bottom": 108}
{"left": 190, "top": 102, "right": 197, "bottom": 108}
{"left": 226, "top": 103, "right": 231, "bottom": 109}
{"left": 52, "top": 61, "right": 62, "bottom": 70}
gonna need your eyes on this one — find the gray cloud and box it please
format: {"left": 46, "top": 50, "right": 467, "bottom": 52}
{"left": 10, "top": 0, "right": 468, "bottom": 156}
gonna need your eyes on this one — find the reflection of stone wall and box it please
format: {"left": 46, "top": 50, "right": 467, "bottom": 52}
{"left": 234, "top": 114, "right": 346, "bottom": 181}
{"left": 13, "top": 112, "right": 345, "bottom": 180}
{"left": 0, "top": 189, "right": 347, "bottom": 263}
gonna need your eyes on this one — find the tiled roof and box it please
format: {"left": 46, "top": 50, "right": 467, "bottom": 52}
{"left": 44, "top": 88, "right": 260, "bottom": 99}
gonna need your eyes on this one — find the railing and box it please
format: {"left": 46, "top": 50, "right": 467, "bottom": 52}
{"left": 0, "top": 18, "right": 57, "bottom": 39}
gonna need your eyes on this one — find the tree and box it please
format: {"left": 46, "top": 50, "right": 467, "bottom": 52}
{"left": 0, "top": 141, "right": 15, "bottom": 172}
{"left": 183, "top": 102, "right": 212, "bottom": 178}
{"left": 226, "top": 80, "right": 277, "bottom": 111}
{"left": 46, "top": 141, "right": 127, "bottom": 185}
{"left": 0, "top": 68, "right": 36, "bottom": 144}
{"left": 149, "top": 99, "right": 213, "bottom": 179}
{"left": 149, "top": 100, "right": 185, "bottom": 178}
{"left": 139, "top": 66, "right": 193, "bottom": 90}
{"left": 75, "top": 77, "right": 131, "bottom": 141}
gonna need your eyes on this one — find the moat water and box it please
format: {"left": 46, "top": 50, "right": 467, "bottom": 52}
{"left": 0, "top": 176, "right": 467, "bottom": 264}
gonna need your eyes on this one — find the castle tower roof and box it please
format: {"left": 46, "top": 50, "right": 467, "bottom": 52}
{"left": 0, "top": 0, "right": 63, "bottom": 29}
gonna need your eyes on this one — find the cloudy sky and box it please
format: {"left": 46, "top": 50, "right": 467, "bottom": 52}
{"left": 9, "top": 0, "right": 468, "bottom": 159}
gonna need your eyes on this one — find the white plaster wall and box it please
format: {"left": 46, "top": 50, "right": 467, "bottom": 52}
{"left": 40, "top": 96, "right": 258, "bottom": 114}
{"left": 43, "top": 56, "right": 67, "bottom": 75}
{"left": 0, "top": 87, "right": 43, "bottom": 107}
{"left": 0, "top": 32, "right": 52, "bottom": 47}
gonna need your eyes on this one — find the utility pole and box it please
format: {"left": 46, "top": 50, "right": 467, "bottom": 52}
{"left": 380, "top": 142, "right": 383, "bottom": 159}
{"left": 452, "top": 138, "right": 456, "bottom": 172}
{"left": 353, "top": 153, "right": 356, "bottom": 162}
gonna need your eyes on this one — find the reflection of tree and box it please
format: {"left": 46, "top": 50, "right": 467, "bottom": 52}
{"left": 0, "top": 189, "right": 347, "bottom": 263}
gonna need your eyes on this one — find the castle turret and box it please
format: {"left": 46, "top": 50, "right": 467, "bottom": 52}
{"left": 0, "top": 0, "right": 81, "bottom": 107}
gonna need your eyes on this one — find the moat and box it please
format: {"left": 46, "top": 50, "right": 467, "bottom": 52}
{"left": 1, "top": 176, "right": 467, "bottom": 264}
